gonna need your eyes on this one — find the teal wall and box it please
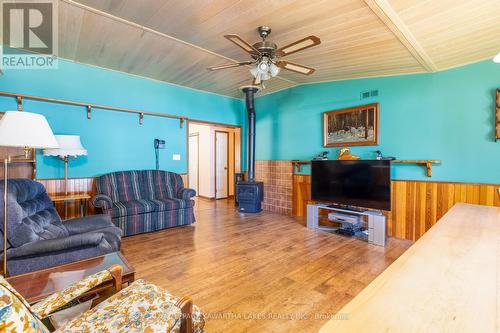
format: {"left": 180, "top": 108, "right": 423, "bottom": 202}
{"left": 0, "top": 59, "right": 245, "bottom": 179}
{"left": 255, "top": 60, "right": 500, "bottom": 183}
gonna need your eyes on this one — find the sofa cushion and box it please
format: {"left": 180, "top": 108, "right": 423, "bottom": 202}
{"left": 0, "top": 275, "right": 49, "bottom": 333}
{"left": 149, "top": 198, "right": 194, "bottom": 212}
{"left": 96, "top": 171, "right": 143, "bottom": 203}
{"left": 108, "top": 199, "right": 156, "bottom": 218}
{"left": 57, "top": 279, "right": 182, "bottom": 333}
{"left": 0, "top": 179, "right": 68, "bottom": 248}
{"left": 140, "top": 170, "right": 184, "bottom": 200}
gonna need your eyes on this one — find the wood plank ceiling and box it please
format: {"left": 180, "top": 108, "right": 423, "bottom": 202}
{"left": 58, "top": 0, "right": 500, "bottom": 98}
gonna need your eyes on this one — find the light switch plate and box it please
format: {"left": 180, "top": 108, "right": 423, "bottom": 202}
{"left": 172, "top": 154, "right": 181, "bottom": 161}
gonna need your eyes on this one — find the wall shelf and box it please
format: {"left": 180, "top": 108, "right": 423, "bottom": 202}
{"left": 292, "top": 159, "right": 441, "bottom": 177}
{"left": 391, "top": 160, "right": 441, "bottom": 177}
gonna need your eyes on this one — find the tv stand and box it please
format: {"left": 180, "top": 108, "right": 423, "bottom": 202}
{"left": 307, "top": 204, "right": 386, "bottom": 247}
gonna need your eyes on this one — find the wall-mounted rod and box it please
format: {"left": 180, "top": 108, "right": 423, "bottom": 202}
{"left": 0, "top": 91, "right": 186, "bottom": 123}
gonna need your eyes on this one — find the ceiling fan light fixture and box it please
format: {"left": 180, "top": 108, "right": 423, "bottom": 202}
{"left": 258, "top": 62, "right": 269, "bottom": 72}
{"left": 494, "top": 51, "right": 500, "bottom": 63}
{"left": 211, "top": 27, "right": 320, "bottom": 87}
{"left": 250, "top": 67, "right": 259, "bottom": 77}
{"left": 269, "top": 62, "right": 280, "bottom": 77}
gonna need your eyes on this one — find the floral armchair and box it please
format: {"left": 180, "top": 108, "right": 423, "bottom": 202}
{"left": 0, "top": 265, "right": 205, "bottom": 333}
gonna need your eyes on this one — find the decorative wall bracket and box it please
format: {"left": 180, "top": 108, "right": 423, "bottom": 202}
{"left": 139, "top": 112, "right": 144, "bottom": 125}
{"left": 17, "top": 96, "right": 22, "bottom": 111}
{"left": 391, "top": 160, "right": 441, "bottom": 177}
{"left": 495, "top": 89, "right": 500, "bottom": 141}
{"left": 87, "top": 105, "right": 92, "bottom": 120}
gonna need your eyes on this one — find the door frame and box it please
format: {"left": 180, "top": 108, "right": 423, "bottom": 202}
{"left": 186, "top": 119, "right": 242, "bottom": 199}
{"left": 188, "top": 132, "right": 200, "bottom": 195}
{"left": 214, "top": 130, "right": 230, "bottom": 200}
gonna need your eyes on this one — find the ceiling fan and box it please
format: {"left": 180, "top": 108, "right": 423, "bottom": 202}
{"left": 208, "top": 26, "right": 321, "bottom": 85}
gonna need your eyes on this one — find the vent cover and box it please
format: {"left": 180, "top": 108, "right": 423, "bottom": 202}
{"left": 360, "top": 90, "right": 379, "bottom": 99}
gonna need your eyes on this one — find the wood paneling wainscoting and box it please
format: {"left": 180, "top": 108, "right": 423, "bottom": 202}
{"left": 37, "top": 174, "right": 189, "bottom": 219}
{"left": 293, "top": 175, "right": 500, "bottom": 241}
{"left": 38, "top": 178, "right": 97, "bottom": 219}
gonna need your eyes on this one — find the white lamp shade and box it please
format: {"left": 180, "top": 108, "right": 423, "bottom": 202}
{"left": 44, "top": 135, "right": 87, "bottom": 158}
{"left": 269, "top": 62, "right": 281, "bottom": 77}
{"left": 494, "top": 51, "right": 500, "bottom": 63}
{"left": 0, "top": 111, "right": 59, "bottom": 148}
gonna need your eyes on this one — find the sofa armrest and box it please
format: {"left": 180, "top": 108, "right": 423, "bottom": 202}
{"left": 6, "top": 233, "right": 112, "bottom": 259}
{"left": 91, "top": 194, "right": 113, "bottom": 210}
{"left": 177, "top": 188, "right": 196, "bottom": 200}
{"left": 33, "top": 265, "right": 123, "bottom": 319}
{"left": 64, "top": 214, "right": 114, "bottom": 235}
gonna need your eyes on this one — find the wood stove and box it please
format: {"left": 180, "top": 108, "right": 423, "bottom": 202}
{"left": 236, "top": 85, "right": 264, "bottom": 213}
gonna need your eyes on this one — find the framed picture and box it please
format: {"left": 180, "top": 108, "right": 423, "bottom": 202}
{"left": 323, "top": 103, "right": 379, "bottom": 147}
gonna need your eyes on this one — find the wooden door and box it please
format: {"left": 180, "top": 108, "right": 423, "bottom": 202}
{"left": 188, "top": 134, "right": 199, "bottom": 194}
{"left": 215, "top": 131, "right": 229, "bottom": 199}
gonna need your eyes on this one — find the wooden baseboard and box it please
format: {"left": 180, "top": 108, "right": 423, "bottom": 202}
{"left": 197, "top": 195, "right": 216, "bottom": 201}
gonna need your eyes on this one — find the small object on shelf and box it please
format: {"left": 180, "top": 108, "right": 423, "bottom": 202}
{"left": 375, "top": 150, "right": 396, "bottom": 160}
{"left": 335, "top": 228, "right": 356, "bottom": 237}
{"left": 391, "top": 159, "right": 441, "bottom": 177}
{"left": 292, "top": 160, "right": 311, "bottom": 172}
{"left": 313, "top": 151, "right": 329, "bottom": 160}
{"left": 338, "top": 148, "right": 360, "bottom": 160}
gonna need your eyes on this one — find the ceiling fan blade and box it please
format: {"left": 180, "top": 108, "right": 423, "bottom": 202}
{"left": 208, "top": 61, "right": 253, "bottom": 71}
{"left": 276, "top": 61, "right": 315, "bottom": 75}
{"left": 224, "top": 34, "right": 260, "bottom": 55}
{"left": 275, "top": 36, "right": 321, "bottom": 57}
{"left": 253, "top": 73, "right": 262, "bottom": 85}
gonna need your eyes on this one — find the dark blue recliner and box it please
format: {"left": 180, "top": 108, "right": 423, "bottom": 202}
{"left": 0, "top": 179, "right": 122, "bottom": 276}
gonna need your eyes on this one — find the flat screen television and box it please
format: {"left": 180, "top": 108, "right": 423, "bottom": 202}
{"left": 311, "top": 160, "right": 391, "bottom": 211}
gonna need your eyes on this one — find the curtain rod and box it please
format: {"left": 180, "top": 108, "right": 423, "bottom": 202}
{"left": 0, "top": 91, "right": 186, "bottom": 127}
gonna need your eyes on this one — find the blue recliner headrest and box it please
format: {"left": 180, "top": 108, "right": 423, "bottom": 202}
{"left": 0, "top": 179, "right": 68, "bottom": 248}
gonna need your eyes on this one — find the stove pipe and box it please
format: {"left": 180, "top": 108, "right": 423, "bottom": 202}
{"left": 241, "top": 85, "right": 260, "bottom": 182}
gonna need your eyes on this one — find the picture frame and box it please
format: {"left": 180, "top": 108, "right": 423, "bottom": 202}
{"left": 323, "top": 103, "right": 379, "bottom": 147}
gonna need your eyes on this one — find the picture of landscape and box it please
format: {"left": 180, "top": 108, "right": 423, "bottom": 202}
{"left": 323, "top": 103, "right": 379, "bottom": 147}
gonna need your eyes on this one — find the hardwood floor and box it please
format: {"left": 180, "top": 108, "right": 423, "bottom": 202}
{"left": 121, "top": 198, "right": 412, "bottom": 333}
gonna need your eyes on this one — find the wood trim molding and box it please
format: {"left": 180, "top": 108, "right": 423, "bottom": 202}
{"left": 188, "top": 119, "right": 241, "bottom": 129}
{"left": 364, "top": 0, "right": 437, "bottom": 72}
{"left": 198, "top": 195, "right": 216, "bottom": 201}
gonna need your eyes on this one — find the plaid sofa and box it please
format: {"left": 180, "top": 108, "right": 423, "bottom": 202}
{"left": 92, "top": 170, "right": 196, "bottom": 236}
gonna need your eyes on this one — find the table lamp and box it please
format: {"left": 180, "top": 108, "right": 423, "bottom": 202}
{"left": 43, "top": 135, "right": 87, "bottom": 195}
{"left": 0, "top": 111, "right": 58, "bottom": 276}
